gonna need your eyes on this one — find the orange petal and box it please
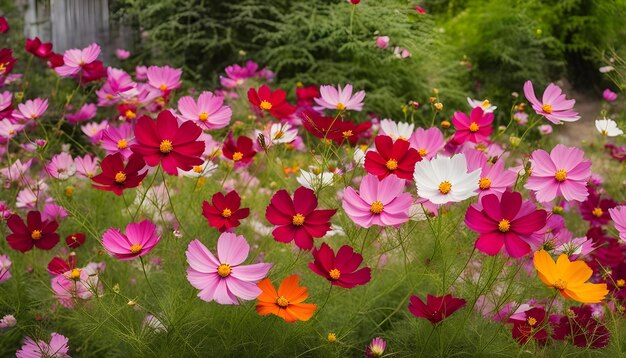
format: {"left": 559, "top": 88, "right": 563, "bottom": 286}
{"left": 277, "top": 308, "right": 298, "bottom": 322}
{"left": 561, "top": 260, "right": 592, "bottom": 285}
{"left": 256, "top": 278, "right": 278, "bottom": 303}
{"left": 555, "top": 254, "right": 571, "bottom": 277}
{"left": 256, "top": 302, "right": 280, "bottom": 316}
{"left": 286, "top": 303, "right": 317, "bottom": 321}
{"left": 533, "top": 250, "right": 556, "bottom": 284}
{"left": 278, "top": 275, "right": 309, "bottom": 302}
{"left": 565, "top": 283, "right": 608, "bottom": 304}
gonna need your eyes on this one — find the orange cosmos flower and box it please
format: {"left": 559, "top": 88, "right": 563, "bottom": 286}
{"left": 256, "top": 275, "right": 317, "bottom": 322}
{"left": 533, "top": 250, "right": 608, "bottom": 303}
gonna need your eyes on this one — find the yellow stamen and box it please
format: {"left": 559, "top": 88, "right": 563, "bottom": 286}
{"left": 617, "top": 279, "right": 625, "bottom": 288}
{"left": 159, "top": 140, "right": 173, "bottom": 153}
{"left": 328, "top": 268, "right": 341, "bottom": 280}
{"left": 232, "top": 152, "right": 244, "bottom": 161}
{"left": 438, "top": 181, "right": 452, "bottom": 194}
{"left": 130, "top": 243, "right": 142, "bottom": 254}
{"left": 117, "top": 139, "right": 128, "bottom": 149}
{"left": 554, "top": 169, "right": 567, "bottom": 182}
{"left": 115, "top": 171, "right": 127, "bottom": 183}
{"left": 217, "top": 263, "right": 231, "bottom": 277}
{"left": 273, "top": 131, "right": 284, "bottom": 140}
{"left": 259, "top": 100, "right": 273, "bottom": 110}
{"left": 469, "top": 122, "right": 480, "bottom": 132}
{"left": 479, "top": 177, "right": 491, "bottom": 190}
{"left": 527, "top": 317, "right": 537, "bottom": 326}
{"left": 159, "top": 84, "right": 168, "bottom": 91}
{"left": 292, "top": 213, "right": 305, "bottom": 226}
{"left": 385, "top": 159, "right": 398, "bottom": 171}
{"left": 31, "top": 230, "right": 42, "bottom": 240}
{"left": 481, "top": 99, "right": 490, "bottom": 108}
{"left": 342, "top": 130, "right": 353, "bottom": 138}
{"left": 276, "top": 295, "right": 289, "bottom": 308}
{"left": 335, "top": 102, "right": 346, "bottom": 111}
{"left": 370, "top": 201, "right": 384, "bottom": 214}
{"left": 552, "top": 206, "right": 563, "bottom": 214}
{"left": 418, "top": 148, "right": 428, "bottom": 157}
{"left": 498, "top": 219, "right": 511, "bottom": 232}
{"left": 554, "top": 278, "right": 567, "bottom": 290}
{"left": 69, "top": 269, "right": 81, "bottom": 281}
{"left": 222, "top": 208, "right": 232, "bottom": 218}
{"left": 592, "top": 207, "right": 603, "bottom": 218}
{"left": 198, "top": 112, "right": 209, "bottom": 122}
{"left": 193, "top": 165, "right": 203, "bottom": 173}
{"left": 542, "top": 104, "right": 553, "bottom": 114}
{"left": 125, "top": 110, "right": 136, "bottom": 119}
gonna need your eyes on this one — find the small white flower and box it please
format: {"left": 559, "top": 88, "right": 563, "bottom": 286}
{"left": 379, "top": 118, "right": 414, "bottom": 141}
{"left": 269, "top": 122, "right": 298, "bottom": 144}
{"left": 353, "top": 146, "right": 371, "bottom": 167}
{"left": 297, "top": 169, "right": 333, "bottom": 190}
{"left": 413, "top": 154, "right": 480, "bottom": 205}
{"left": 326, "top": 224, "right": 345, "bottom": 237}
{"left": 467, "top": 97, "right": 497, "bottom": 113}
{"left": 599, "top": 66, "right": 615, "bottom": 73}
{"left": 595, "top": 118, "right": 623, "bottom": 137}
{"left": 178, "top": 160, "right": 218, "bottom": 178}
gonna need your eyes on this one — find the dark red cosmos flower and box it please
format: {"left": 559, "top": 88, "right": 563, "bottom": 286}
{"left": 65, "top": 232, "right": 86, "bottom": 249}
{"left": 365, "top": 135, "right": 421, "bottom": 180}
{"left": 301, "top": 110, "right": 344, "bottom": 141}
{"left": 408, "top": 294, "right": 466, "bottom": 324}
{"left": 266, "top": 186, "right": 336, "bottom": 250}
{"left": 25, "top": 37, "right": 53, "bottom": 58}
{"left": 91, "top": 153, "right": 147, "bottom": 195}
{"left": 588, "top": 236, "right": 626, "bottom": 272}
{"left": 579, "top": 187, "right": 616, "bottom": 227}
{"left": 605, "top": 143, "right": 626, "bottom": 161}
{"left": 80, "top": 60, "right": 107, "bottom": 84}
{"left": 47, "top": 52, "right": 64, "bottom": 69}
{"left": 202, "top": 190, "right": 250, "bottom": 232}
{"left": 0, "top": 48, "right": 17, "bottom": 77}
{"left": 0, "top": 17, "right": 8, "bottom": 33}
{"left": 608, "top": 262, "right": 626, "bottom": 300}
{"left": 337, "top": 120, "right": 372, "bottom": 146}
{"left": 6, "top": 211, "right": 60, "bottom": 252}
{"left": 47, "top": 255, "right": 78, "bottom": 275}
{"left": 552, "top": 306, "right": 610, "bottom": 349}
{"left": 131, "top": 110, "right": 205, "bottom": 175}
{"left": 296, "top": 85, "right": 320, "bottom": 107}
{"left": 509, "top": 307, "right": 548, "bottom": 344}
{"left": 248, "top": 85, "right": 296, "bottom": 119}
{"left": 308, "top": 243, "right": 371, "bottom": 288}
{"left": 465, "top": 191, "right": 547, "bottom": 258}
{"left": 222, "top": 133, "right": 256, "bottom": 165}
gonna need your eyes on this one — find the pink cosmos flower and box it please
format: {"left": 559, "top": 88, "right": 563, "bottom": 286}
{"left": 102, "top": 220, "right": 161, "bottom": 260}
{"left": 45, "top": 152, "right": 76, "bottom": 180}
{"left": 0, "top": 119, "right": 23, "bottom": 139}
{"left": 0, "top": 158, "right": 32, "bottom": 184}
{"left": 523, "top": 80, "right": 580, "bottom": 124}
{"left": 464, "top": 149, "right": 516, "bottom": 199}
{"left": 101, "top": 122, "right": 136, "bottom": 158}
{"left": 375, "top": 36, "right": 390, "bottom": 49}
{"left": 51, "top": 262, "right": 104, "bottom": 308}
{"left": 177, "top": 91, "right": 232, "bottom": 130}
{"left": 42, "top": 202, "right": 68, "bottom": 222}
{"left": 81, "top": 120, "right": 108, "bottom": 144}
{"left": 115, "top": 48, "right": 130, "bottom": 60}
{"left": 537, "top": 124, "right": 552, "bottom": 135}
{"left": 609, "top": 206, "right": 626, "bottom": 242}
{"left": 409, "top": 127, "right": 445, "bottom": 159}
{"left": 603, "top": 89, "right": 617, "bottom": 102}
{"left": 525, "top": 144, "right": 591, "bottom": 202}
{"left": 147, "top": 65, "right": 182, "bottom": 92}
{"left": 314, "top": 84, "right": 366, "bottom": 112}
{"left": 65, "top": 103, "right": 97, "bottom": 124}
{"left": 451, "top": 107, "right": 493, "bottom": 144}
{"left": 342, "top": 174, "right": 413, "bottom": 228}
{"left": 465, "top": 191, "right": 547, "bottom": 258}
{"left": 219, "top": 61, "right": 259, "bottom": 88}
{"left": 96, "top": 68, "right": 137, "bottom": 106}
{"left": 16, "top": 332, "right": 70, "bottom": 358}
{"left": 0, "top": 314, "right": 16, "bottom": 330}
{"left": 0, "top": 254, "right": 11, "bottom": 283}
{"left": 14, "top": 98, "right": 48, "bottom": 122}
{"left": 186, "top": 233, "right": 272, "bottom": 304}
{"left": 74, "top": 154, "right": 99, "bottom": 178}
{"left": 55, "top": 42, "right": 101, "bottom": 77}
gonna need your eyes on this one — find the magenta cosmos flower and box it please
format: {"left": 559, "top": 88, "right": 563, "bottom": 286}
{"left": 102, "top": 220, "right": 160, "bottom": 260}
{"left": 314, "top": 84, "right": 366, "bottom": 111}
{"left": 131, "top": 110, "right": 205, "bottom": 175}
{"left": 101, "top": 122, "right": 135, "bottom": 158}
{"left": 342, "top": 174, "right": 413, "bottom": 228}
{"left": 525, "top": 144, "right": 591, "bottom": 202}
{"left": 186, "top": 233, "right": 271, "bottom": 304}
{"left": 464, "top": 148, "right": 516, "bottom": 199}
{"left": 55, "top": 42, "right": 101, "bottom": 77}
{"left": 6, "top": 211, "right": 59, "bottom": 252}
{"left": 465, "top": 191, "right": 547, "bottom": 258}
{"left": 266, "top": 186, "right": 336, "bottom": 250}
{"left": 308, "top": 243, "right": 371, "bottom": 288}
{"left": 16, "top": 332, "right": 70, "bottom": 358}
{"left": 523, "top": 80, "right": 580, "bottom": 124}
{"left": 451, "top": 107, "right": 493, "bottom": 144}
{"left": 409, "top": 127, "right": 445, "bottom": 159}
{"left": 177, "top": 91, "right": 232, "bottom": 130}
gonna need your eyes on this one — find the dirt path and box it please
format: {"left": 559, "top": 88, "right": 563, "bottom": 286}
{"left": 556, "top": 81, "right": 602, "bottom": 145}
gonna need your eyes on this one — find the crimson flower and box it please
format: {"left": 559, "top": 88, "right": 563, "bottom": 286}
{"left": 552, "top": 306, "right": 610, "bottom": 349}
{"left": 296, "top": 85, "right": 320, "bottom": 107}
{"left": 408, "top": 294, "right": 466, "bottom": 324}
{"left": 47, "top": 255, "right": 78, "bottom": 275}
{"left": 6, "top": 211, "right": 60, "bottom": 252}
{"left": 0, "top": 17, "right": 8, "bottom": 33}
{"left": 248, "top": 85, "right": 296, "bottom": 119}
{"left": 337, "top": 120, "right": 372, "bottom": 146}
{"left": 47, "top": 52, "right": 64, "bottom": 69}
{"left": 222, "top": 133, "right": 256, "bottom": 165}
{"left": 580, "top": 187, "right": 616, "bottom": 227}
{"left": 0, "top": 48, "right": 17, "bottom": 77}
{"left": 202, "top": 190, "right": 250, "bottom": 232}
{"left": 365, "top": 135, "right": 421, "bottom": 180}
{"left": 509, "top": 307, "right": 548, "bottom": 344}
{"left": 465, "top": 191, "right": 547, "bottom": 258}
{"left": 91, "top": 153, "right": 147, "bottom": 195}
{"left": 308, "top": 243, "right": 371, "bottom": 288}
{"left": 131, "top": 110, "right": 205, "bottom": 175}
{"left": 266, "top": 186, "right": 336, "bottom": 250}
{"left": 80, "top": 60, "right": 107, "bottom": 83}
{"left": 65, "top": 232, "right": 86, "bottom": 249}
{"left": 25, "top": 37, "right": 53, "bottom": 58}
{"left": 301, "top": 110, "right": 344, "bottom": 141}
{"left": 608, "top": 262, "right": 626, "bottom": 299}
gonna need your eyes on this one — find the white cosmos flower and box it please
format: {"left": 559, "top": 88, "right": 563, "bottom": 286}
{"left": 413, "top": 154, "right": 480, "bottom": 205}
{"left": 353, "top": 146, "right": 371, "bottom": 167}
{"left": 269, "top": 122, "right": 298, "bottom": 144}
{"left": 297, "top": 169, "right": 333, "bottom": 190}
{"left": 595, "top": 118, "right": 623, "bottom": 137}
{"left": 379, "top": 118, "right": 414, "bottom": 141}
{"left": 467, "top": 97, "right": 497, "bottom": 113}
{"left": 178, "top": 160, "right": 218, "bottom": 178}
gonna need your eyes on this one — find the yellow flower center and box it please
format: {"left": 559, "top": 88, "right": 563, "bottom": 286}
{"left": 292, "top": 213, "right": 305, "bottom": 226}
{"left": 498, "top": 219, "right": 511, "bottom": 232}
{"left": 592, "top": 207, "right": 603, "bottom": 218}
{"left": 125, "top": 110, "right": 136, "bottom": 119}
{"left": 159, "top": 139, "right": 173, "bottom": 153}
{"left": 617, "top": 279, "right": 625, "bottom": 288}
{"left": 398, "top": 136, "right": 408, "bottom": 141}
{"left": 193, "top": 165, "right": 203, "bottom": 173}
{"left": 469, "top": 122, "right": 480, "bottom": 132}
{"left": 232, "top": 152, "right": 244, "bottom": 161}
{"left": 370, "top": 201, "right": 384, "bottom": 214}
{"left": 554, "top": 278, "right": 567, "bottom": 290}
{"left": 222, "top": 208, "right": 232, "bottom": 218}
{"left": 418, "top": 148, "right": 428, "bottom": 157}
{"left": 117, "top": 139, "right": 128, "bottom": 149}
{"left": 276, "top": 295, "right": 289, "bottom": 308}
{"left": 527, "top": 317, "right": 537, "bottom": 326}
{"left": 130, "top": 244, "right": 143, "bottom": 254}
{"left": 106, "top": 94, "right": 114, "bottom": 100}
{"left": 69, "top": 269, "right": 82, "bottom": 281}
{"left": 0, "top": 63, "right": 6, "bottom": 74}
{"left": 327, "top": 333, "right": 337, "bottom": 343}
{"left": 552, "top": 206, "right": 563, "bottom": 214}
{"left": 438, "top": 181, "right": 452, "bottom": 194}
{"left": 273, "top": 131, "right": 284, "bottom": 140}
{"left": 479, "top": 177, "right": 491, "bottom": 190}
{"left": 542, "top": 103, "right": 553, "bottom": 114}
{"left": 217, "top": 263, "right": 231, "bottom": 278}
{"left": 8, "top": 129, "right": 14, "bottom": 135}
{"left": 198, "top": 112, "right": 209, "bottom": 122}
{"left": 335, "top": 102, "right": 346, "bottom": 111}
{"left": 342, "top": 130, "right": 353, "bottom": 138}
{"left": 554, "top": 169, "right": 567, "bottom": 182}
{"left": 115, "top": 171, "right": 127, "bottom": 183}
{"left": 159, "top": 84, "right": 168, "bottom": 91}
{"left": 386, "top": 159, "right": 398, "bottom": 170}
{"left": 329, "top": 268, "right": 341, "bottom": 280}
{"left": 481, "top": 99, "right": 491, "bottom": 108}
{"left": 259, "top": 100, "right": 273, "bottom": 110}
{"left": 31, "top": 230, "right": 42, "bottom": 240}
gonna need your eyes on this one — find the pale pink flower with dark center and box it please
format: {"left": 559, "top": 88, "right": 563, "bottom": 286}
{"left": 314, "top": 84, "right": 366, "bottom": 112}
{"left": 523, "top": 80, "right": 580, "bottom": 124}
{"left": 177, "top": 91, "right": 232, "bottom": 130}
{"left": 55, "top": 42, "right": 101, "bottom": 77}
{"left": 45, "top": 152, "right": 76, "bottom": 180}
{"left": 101, "top": 122, "right": 136, "bottom": 158}
{"left": 0, "top": 118, "right": 23, "bottom": 139}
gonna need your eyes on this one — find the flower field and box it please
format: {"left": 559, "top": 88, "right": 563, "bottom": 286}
{"left": 1, "top": 2, "right": 626, "bottom": 357}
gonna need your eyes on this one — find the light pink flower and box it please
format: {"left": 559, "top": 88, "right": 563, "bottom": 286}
{"left": 409, "top": 127, "right": 445, "bottom": 159}
{"left": 115, "top": 48, "right": 130, "bottom": 60}
{"left": 609, "top": 206, "right": 626, "bottom": 242}
{"left": 603, "top": 89, "right": 617, "bottom": 102}
{"left": 96, "top": 68, "right": 137, "bottom": 106}
{"left": 15, "top": 98, "right": 48, "bottom": 122}
{"left": 45, "top": 152, "right": 76, "bottom": 180}
{"left": 42, "top": 202, "right": 68, "bottom": 222}
{"left": 177, "top": 91, "right": 232, "bottom": 130}
{"left": 375, "top": 36, "right": 390, "bottom": 49}
{"left": 0, "top": 254, "right": 11, "bottom": 283}
{"left": 74, "top": 154, "right": 99, "bottom": 178}
{"left": 393, "top": 46, "right": 411, "bottom": 58}
{"left": 101, "top": 122, "right": 135, "bottom": 158}
{"left": 81, "top": 120, "right": 109, "bottom": 144}
{"left": 538, "top": 124, "right": 552, "bottom": 135}
{"left": 314, "top": 84, "right": 366, "bottom": 112}
{"left": 525, "top": 144, "right": 591, "bottom": 202}
{"left": 102, "top": 220, "right": 161, "bottom": 260}
{"left": 342, "top": 174, "right": 413, "bottom": 228}
{"left": 523, "top": 80, "right": 580, "bottom": 124}
{"left": 0, "top": 314, "right": 16, "bottom": 329}
{"left": 65, "top": 103, "right": 97, "bottom": 124}
{"left": 55, "top": 42, "right": 101, "bottom": 77}
{"left": 0, "top": 118, "right": 23, "bottom": 139}
{"left": 16, "top": 332, "right": 70, "bottom": 358}
{"left": 0, "top": 91, "right": 11, "bottom": 113}
{"left": 16, "top": 181, "right": 48, "bottom": 209}
{"left": 186, "top": 233, "right": 271, "bottom": 304}
{"left": 147, "top": 65, "right": 182, "bottom": 92}
{"left": 0, "top": 158, "right": 32, "bottom": 184}
{"left": 51, "top": 262, "right": 104, "bottom": 308}
{"left": 464, "top": 149, "right": 516, "bottom": 199}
